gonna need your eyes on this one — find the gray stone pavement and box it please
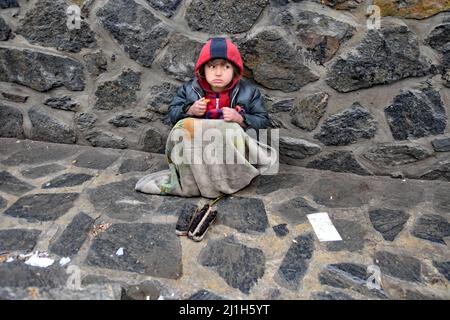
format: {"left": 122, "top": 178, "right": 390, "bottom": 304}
{"left": 0, "top": 138, "right": 449, "bottom": 300}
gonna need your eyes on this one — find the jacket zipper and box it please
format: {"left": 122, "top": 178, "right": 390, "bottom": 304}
{"left": 192, "top": 85, "right": 202, "bottom": 99}
{"left": 231, "top": 86, "right": 240, "bottom": 108}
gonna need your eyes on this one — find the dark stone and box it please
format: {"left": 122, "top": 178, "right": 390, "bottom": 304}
{"left": 326, "top": 219, "right": 366, "bottom": 252}
{"left": 159, "top": 34, "right": 203, "bottom": 82}
{"left": 268, "top": 116, "right": 287, "bottom": 129}
{"left": 433, "top": 184, "right": 450, "bottom": 213}
{"left": 147, "top": 82, "right": 178, "bottom": 115}
{"left": 142, "top": 127, "right": 167, "bottom": 154}
{"left": 0, "top": 16, "right": 11, "bottom": 41}
{"left": 157, "top": 197, "right": 198, "bottom": 216}
{"left": 290, "top": 92, "right": 328, "bottom": 131}
{"left": 384, "top": 86, "right": 447, "bottom": 140}
{"left": 42, "top": 173, "right": 93, "bottom": 189}
{"left": 216, "top": 196, "right": 269, "bottom": 233}
{"left": 20, "top": 164, "right": 66, "bottom": 179}
{"left": 186, "top": 0, "right": 269, "bottom": 34}
{"left": 314, "top": 103, "right": 377, "bottom": 146}
{"left": 73, "top": 150, "right": 120, "bottom": 170}
{"left": 97, "top": 0, "right": 170, "bottom": 67}
{"left": 145, "top": 0, "right": 182, "bottom": 17}
{"left": 377, "top": 180, "right": 425, "bottom": 208}
{"left": 411, "top": 214, "right": 450, "bottom": 245}
{"left": 442, "top": 43, "right": 450, "bottom": 68}
{"left": 0, "top": 229, "right": 41, "bottom": 252}
{"left": 368, "top": 208, "right": 410, "bottom": 241}
{"left": 298, "top": 0, "right": 362, "bottom": 10}
{"left": 273, "top": 224, "right": 289, "bottom": 237}
{"left": 28, "top": 106, "right": 76, "bottom": 144}
{"left": 311, "top": 291, "right": 354, "bottom": 300}
{"left": 119, "top": 156, "right": 162, "bottom": 174}
{"left": 121, "top": 281, "right": 161, "bottom": 300}
{"left": 83, "top": 51, "right": 108, "bottom": 76}
{"left": 86, "top": 223, "right": 182, "bottom": 279}
{"left": 326, "top": 24, "right": 430, "bottom": 92}
{"left": 265, "top": 288, "right": 281, "bottom": 300}
{"left": 109, "top": 114, "right": 139, "bottom": 128}
{"left": 198, "top": 236, "right": 265, "bottom": 294}
{"left": 44, "top": 96, "right": 78, "bottom": 112}
{"left": 87, "top": 179, "right": 158, "bottom": 221}
{"left": 255, "top": 173, "right": 304, "bottom": 195}
{"left": 276, "top": 8, "right": 355, "bottom": 64}
{"left": 94, "top": 69, "right": 141, "bottom": 110}
{"left": 275, "top": 233, "right": 314, "bottom": 290}
{"left": 0, "top": 284, "right": 122, "bottom": 300}
{"left": 1, "top": 143, "right": 77, "bottom": 166}
{"left": 269, "top": 99, "right": 294, "bottom": 113}
{"left": 419, "top": 160, "right": 450, "bottom": 182}
{"left": 16, "top": 0, "right": 96, "bottom": 53}
{"left": 49, "top": 212, "right": 94, "bottom": 258}
{"left": 363, "top": 143, "right": 433, "bottom": 167}
{"left": 318, "top": 263, "right": 387, "bottom": 298}
{"left": 0, "top": 0, "right": 19, "bottom": 8}
{"left": 85, "top": 131, "right": 128, "bottom": 149}
{"left": 188, "top": 290, "right": 225, "bottom": 300}
{"left": 374, "top": 251, "right": 422, "bottom": 282}
{"left": 425, "top": 23, "right": 450, "bottom": 52}
{"left": 0, "top": 104, "right": 24, "bottom": 138}
{"left": 307, "top": 150, "right": 373, "bottom": 176}
{"left": 236, "top": 29, "right": 319, "bottom": 92}
{"left": 273, "top": 196, "right": 318, "bottom": 224}
{"left": 309, "top": 177, "right": 372, "bottom": 207}
{"left": 0, "top": 196, "right": 6, "bottom": 209}
{"left": 0, "top": 262, "right": 67, "bottom": 288}
{"left": 0, "top": 138, "right": 27, "bottom": 160}
{"left": 432, "top": 137, "right": 450, "bottom": 152}
{"left": 4, "top": 193, "right": 79, "bottom": 222}
{"left": 0, "top": 171, "right": 35, "bottom": 196}
{"left": 0, "top": 47, "right": 85, "bottom": 92}
{"left": 75, "top": 113, "right": 97, "bottom": 131}
{"left": 1, "top": 92, "right": 28, "bottom": 103}
{"left": 432, "top": 261, "right": 450, "bottom": 281}
{"left": 279, "top": 136, "right": 322, "bottom": 160}
{"left": 404, "top": 290, "right": 441, "bottom": 300}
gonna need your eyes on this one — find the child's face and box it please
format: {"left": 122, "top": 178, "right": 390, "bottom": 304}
{"left": 204, "top": 59, "right": 234, "bottom": 92}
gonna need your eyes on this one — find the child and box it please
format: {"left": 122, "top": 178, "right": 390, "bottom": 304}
{"left": 136, "top": 38, "right": 278, "bottom": 240}
{"left": 168, "top": 37, "right": 269, "bottom": 130}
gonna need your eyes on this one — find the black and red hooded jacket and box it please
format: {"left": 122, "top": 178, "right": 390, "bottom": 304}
{"left": 168, "top": 37, "right": 269, "bottom": 130}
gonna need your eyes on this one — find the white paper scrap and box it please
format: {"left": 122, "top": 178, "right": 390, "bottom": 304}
{"left": 307, "top": 212, "right": 342, "bottom": 242}
{"left": 59, "top": 257, "right": 71, "bottom": 266}
{"left": 116, "top": 247, "right": 124, "bottom": 256}
{"left": 25, "top": 252, "right": 54, "bottom": 268}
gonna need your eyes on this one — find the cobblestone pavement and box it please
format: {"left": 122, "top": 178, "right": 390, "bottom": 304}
{"left": 0, "top": 138, "right": 449, "bottom": 300}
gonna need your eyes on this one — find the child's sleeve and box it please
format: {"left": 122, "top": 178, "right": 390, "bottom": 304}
{"left": 168, "top": 84, "right": 191, "bottom": 125}
{"left": 242, "top": 88, "right": 269, "bottom": 130}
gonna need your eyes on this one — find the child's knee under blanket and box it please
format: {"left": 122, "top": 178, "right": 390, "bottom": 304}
{"left": 135, "top": 118, "right": 278, "bottom": 198}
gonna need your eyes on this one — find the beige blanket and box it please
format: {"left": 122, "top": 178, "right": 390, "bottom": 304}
{"left": 135, "top": 118, "right": 278, "bottom": 198}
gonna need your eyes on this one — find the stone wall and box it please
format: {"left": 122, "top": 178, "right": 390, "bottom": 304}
{"left": 0, "top": 0, "right": 449, "bottom": 181}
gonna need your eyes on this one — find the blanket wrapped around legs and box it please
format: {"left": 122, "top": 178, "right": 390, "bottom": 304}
{"left": 135, "top": 118, "right": 278, "bottom": 198}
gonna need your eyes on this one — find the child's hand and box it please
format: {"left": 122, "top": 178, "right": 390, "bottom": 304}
{"left": 222, "top": 107, "right": 244, "bottom": 124}
{"left": 187, "top": 98, "right": 209, "bottom": 116}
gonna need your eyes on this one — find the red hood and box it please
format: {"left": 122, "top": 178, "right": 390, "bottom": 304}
{"left": 195, "top": 37, "right": 243, "bottom": 93}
